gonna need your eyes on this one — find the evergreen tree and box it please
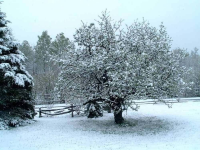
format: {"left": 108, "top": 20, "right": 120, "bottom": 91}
{"left": 50, "top": 33, "right": 72, "bottom": 102}
{"left": 0, "top": 10, "right": 35, "bottom": 129}
{"left": 50, "top": 33, "right": 70, "bottom": 60}
{"left": 19, "top": 40, "right": 35, "bottom": 75}
{"left": 178, "top": 48, "right": 200, "bottom": 97}
{"left": 34, "top": 31, "right": 53, "bottom": 102}
{"left": 35, "top": 31, "right": 51, "bottom": 73}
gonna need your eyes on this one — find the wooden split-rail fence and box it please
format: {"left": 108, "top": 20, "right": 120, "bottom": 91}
{"left": 36, "top": 104, "right": 83, "bottom": 118}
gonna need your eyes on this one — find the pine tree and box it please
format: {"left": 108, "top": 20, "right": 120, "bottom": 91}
{"left": 50, "top": 33, "right": 72, "bottom": 103}
{"left": 0, "top": 9, "right": 35, "bottom": 129}
{"left": 19, "top": 40, "right": 35, "bottom": 75}
{"left": 35, "top": 31, "right": 52, "bottom": 73}
{"left": 34, "top": 31, "right": 53, "bottom": 103}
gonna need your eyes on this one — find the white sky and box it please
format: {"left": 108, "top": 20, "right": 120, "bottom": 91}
{"left": 1, "top": 0, "right": 200, "bottom": 51}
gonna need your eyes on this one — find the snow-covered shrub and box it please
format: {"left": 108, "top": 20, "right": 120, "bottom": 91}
{"left": 85, "top": 101, "right": 103, "bottom": 118}
{"left": 0, "top": 118, "right": 9, "bottom": 130}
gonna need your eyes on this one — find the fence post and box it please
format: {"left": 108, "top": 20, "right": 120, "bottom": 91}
{"left": 39, "top": 107, "right": 42, "bottom": 118}
{"left": 71, "top": 104, "right": 74, "bottom": 117}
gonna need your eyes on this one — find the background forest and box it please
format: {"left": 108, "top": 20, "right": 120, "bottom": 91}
{"left": 19, "top": 30, "right": 200, "bottom": 105}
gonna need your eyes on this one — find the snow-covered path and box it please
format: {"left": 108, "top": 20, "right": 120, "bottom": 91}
{"left": 0, "top": 101, "right": 200, "bottom": 150}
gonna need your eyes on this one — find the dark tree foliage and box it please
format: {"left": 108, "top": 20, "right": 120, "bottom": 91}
{"left": 0, "top": 9, "right": 35, "bottom": 129}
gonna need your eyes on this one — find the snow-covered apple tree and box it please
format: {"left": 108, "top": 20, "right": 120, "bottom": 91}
{"left": 0, "top": 9, "right": 35, "bottom": 129}
{"left": 56, "top": 11, "right": 187, "bottom": 124}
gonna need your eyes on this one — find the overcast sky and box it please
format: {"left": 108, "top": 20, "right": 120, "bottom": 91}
{"left": 1, "top": 0, "right": 200, "bottom": 51}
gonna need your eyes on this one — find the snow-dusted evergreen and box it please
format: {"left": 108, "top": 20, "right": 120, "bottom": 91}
{"left": 50, "top": 33, "right": 73, "bottom": 102}
{"left": 0, "top": 9, "right": 35, "bottom": 129}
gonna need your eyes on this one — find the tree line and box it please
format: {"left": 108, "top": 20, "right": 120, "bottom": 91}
{"left": 19, "top": 32, "right": 72, "bottom": 103}
{"left": 20, "top": 14, "right": 200, "bottom": 106}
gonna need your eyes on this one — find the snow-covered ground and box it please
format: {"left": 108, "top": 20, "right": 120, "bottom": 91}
{"left": 0, "top": 101, "right": 200, "bottom": 150}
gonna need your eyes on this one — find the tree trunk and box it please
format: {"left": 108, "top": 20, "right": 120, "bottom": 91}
{"left": 108, "top": 107, "right": 111, "bottom": 113}
{"left": 114, "top": 109, "right": 124, "bottom": 124}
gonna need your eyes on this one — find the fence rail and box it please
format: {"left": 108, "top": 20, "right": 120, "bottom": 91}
{"left": 37, "top": 104, "right": 83, "bottom": 118}
{"left": 35, "top": 97, "right": 200, "bottom": 117}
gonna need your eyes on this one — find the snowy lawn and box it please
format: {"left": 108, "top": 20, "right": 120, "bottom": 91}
{"left": 0, "top": 101, "right": 200, "bottom": 150}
